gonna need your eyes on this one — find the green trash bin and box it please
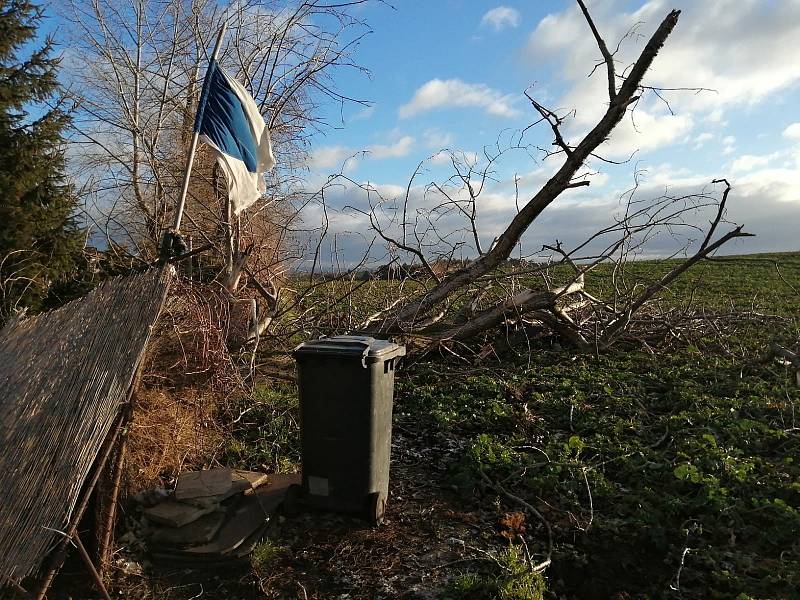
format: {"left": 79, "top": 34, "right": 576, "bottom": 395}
{"left": 287, "top": 335, "right": 405, "bottom": 525}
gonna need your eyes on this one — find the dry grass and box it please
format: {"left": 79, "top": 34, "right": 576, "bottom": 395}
{"left": 125, "top": 387, "right": 225, "bottom": 492}
{"left": 123, "top": 277, "right": 245, "bottom": 494}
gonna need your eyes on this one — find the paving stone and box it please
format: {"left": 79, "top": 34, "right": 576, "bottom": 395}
{"left": 150, "top": 511, "right": 226, "bottom": 547}
{"left": 174, "top": 468, "right": 232, "bottom": 501}
{"left": 144, "top": 500, "right": 217, "bottom": 528}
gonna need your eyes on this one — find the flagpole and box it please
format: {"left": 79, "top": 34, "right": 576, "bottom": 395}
{"left": 163, "top": 22, "right": 227, "bottom": 256}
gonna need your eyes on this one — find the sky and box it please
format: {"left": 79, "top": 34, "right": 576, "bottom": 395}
{"left": 299, "top": 0, "right": 800, "bottom": 266}
{"left": 37, "top": 0, "right": 800, "bottom": 266}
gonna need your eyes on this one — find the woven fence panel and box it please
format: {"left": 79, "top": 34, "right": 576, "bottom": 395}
{"left": 0, "top": 267, "right": 172, "bottom": 581}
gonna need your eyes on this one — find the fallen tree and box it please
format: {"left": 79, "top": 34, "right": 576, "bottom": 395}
{"left": 333, "top": 3, "right": 755, "bottom": 353}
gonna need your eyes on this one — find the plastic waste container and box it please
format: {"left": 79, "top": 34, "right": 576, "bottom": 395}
{"left": 285, "top": 335, "right": 405, "bottom": 525}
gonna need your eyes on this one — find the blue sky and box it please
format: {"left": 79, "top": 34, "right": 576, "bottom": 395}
{"left": 300, "top": 0, "right": 800, "bottom": 264}
{"left": 310, "top": 1, "right": 560, "bottom": 178}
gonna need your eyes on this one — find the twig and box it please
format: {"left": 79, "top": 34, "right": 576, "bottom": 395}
{"left": 576, "top": 0, "right": 616, "bottom": 101}
{"left": 465, "top": 545, "right": 513, "bottom": 573}
{"left": 479, "top": 468, "right": 553, "bottom": 573}
{"left": 669, "top": 529, "right": 694, "bottom": 595}
{"left": 580, "top": 467, "right": 594, "bottom": 532}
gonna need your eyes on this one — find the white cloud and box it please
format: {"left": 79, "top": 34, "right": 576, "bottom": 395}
{"left": 694, "top": 132, "right": 714, "bottom": 149}
{"left": 722, "top": 135, "right": 737, "bottom": 156}
{"left": 350, "top": 105, "right": 376, "bottom": 122}
{"left": 368, "top": 136, "right": 414, "bottom": 159}
{"left": 423, "top": 129, "right": 454, "bottom": 149}
{"left": 430, "top": 151, "right": 451, "bottom": 165}
{"left": 731, "top": 152, "right": 778, "bottom": 174}
{"left": 524, "top": 0, "right": 800, "bottom": 156}
{"left": 705, "top": 108, "right": 726, "bottom": 124}
{"left": 599, "top": 108, "right": 693, "bottom": 159}
{"left": 783, "top": 122, "right": 800, "bottom": 140}
{"left": 590, "top": 172, "right": 610, "bottom": 188}
{"left": 399, "top": 79, "right": 520, "bottom": 119}
{"left": 308, "top": 137, "right": 413, "bottom": 172}
{"left": 310, "top": 145, "right": 359, "bottom": 171}
{"left": 528, "top": 1, "right": 800, "bottom": 110}
{"left": 430, "top": 149, "right": 479, "bottom": 166}
{"left": 305, "top": 154, "right": 800, "bottom": 266}
{"left": 481, "top": 6, "right": 521, "bottom": 31}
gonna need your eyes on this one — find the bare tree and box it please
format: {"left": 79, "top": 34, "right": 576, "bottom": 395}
{"left": 61, "top": 1, "right": 755, "bottom": 357}
{"left": 61, "top": 0, "right": 375, "bottom": 335}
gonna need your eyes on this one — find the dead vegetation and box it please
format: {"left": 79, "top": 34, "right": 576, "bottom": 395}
{"left": 124, "top": 278, "right": 242, "bottom": 493}
{"left": 125, "top": 388, "right": 224, "bottom": 492}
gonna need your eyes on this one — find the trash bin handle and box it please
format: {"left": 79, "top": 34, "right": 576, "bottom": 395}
{"left": 295, "top": 336, "right": 384, "bottom": 368}
{"left": 318, "top": 335, "right": 373, "bottom": 367}
{"left": 355, "top": 339, "right": 371, "bottom": 368}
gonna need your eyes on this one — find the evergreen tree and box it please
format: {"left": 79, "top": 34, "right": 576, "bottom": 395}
{"left": 0, "top": 0, "right": 82, "bottom": 319}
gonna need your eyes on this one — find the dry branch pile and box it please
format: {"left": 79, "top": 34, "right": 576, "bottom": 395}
{"left": 124, "top": 277, "right": 246, "bottom": 493}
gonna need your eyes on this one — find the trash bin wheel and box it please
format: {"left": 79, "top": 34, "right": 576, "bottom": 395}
{"left": 365, "top": 491, "right": 385, "bottom": 526}
{"left": 282, "top": 483, "right": 302, "bottom": 517}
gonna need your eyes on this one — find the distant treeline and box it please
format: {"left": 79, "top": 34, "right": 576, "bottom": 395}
{"left": 295, "top": 258, "right": 535, "bottom": 282}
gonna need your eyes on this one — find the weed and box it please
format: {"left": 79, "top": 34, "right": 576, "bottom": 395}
{"left": 444, "top": 546, "right": 545, "bottom": 600}
{"left": 223, "top": 382, "right": 300, "bottom": 472}
{"left": 251, "top": 539, "right": 289, "bottom": 577}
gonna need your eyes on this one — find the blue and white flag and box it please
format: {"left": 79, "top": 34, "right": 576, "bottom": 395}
{"left": 196, "top": 62, "right": 275, "bottom": 215}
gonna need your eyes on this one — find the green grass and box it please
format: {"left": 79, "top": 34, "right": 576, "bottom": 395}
{"left": 402, "top": 351, "right": 798, "bottom": 597}
{"left": 284, "top": 253, "right": 800, "bottom": 340}
{"left": 223, "top": 383, "right": 300, "bottom": 473}
{"left": 444, "top": 546, "right": 546, "bottom": 600}
{"left": 251, "top": 539, "right": 289, "bottom": 578}
{"left": 583, "top": 252, "right": 800, "bottom": 315}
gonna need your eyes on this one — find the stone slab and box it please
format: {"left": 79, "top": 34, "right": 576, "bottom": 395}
{"left": 150, "top": 511, "right": 226, "bottom": 547}
{"left": 235, "top": 469, "right": 270, "bottom": 493}
{"left": 144, "top": 500, "right": 217, "bottom": 528}
{"left": 180, "top": 473, "right": 299, "bottom": 557}
{"left": 174, "top": 468, "right": 232, "bottom": 501}
{"left": 183, "top": 470, "right": 270, "bottom": 508}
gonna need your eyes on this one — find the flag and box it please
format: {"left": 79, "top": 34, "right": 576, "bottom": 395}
{"left": 195, "top": 61, "right": 275, "bottom": 215}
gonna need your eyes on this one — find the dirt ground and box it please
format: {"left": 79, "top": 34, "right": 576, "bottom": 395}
{"left": 50, "top": 424, "right": 509, "bottom": 600}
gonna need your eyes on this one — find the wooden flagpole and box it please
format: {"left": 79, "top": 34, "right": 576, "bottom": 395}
{"left": 161, "top": 22, "right": 227, "bottom": 258}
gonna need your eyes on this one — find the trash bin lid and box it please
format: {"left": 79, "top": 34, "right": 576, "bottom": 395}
{"left": 293, "top": 335, "right": 406, "bottom": 364}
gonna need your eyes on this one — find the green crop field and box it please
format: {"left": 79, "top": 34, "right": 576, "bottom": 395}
{"left": 392, "top": 252, "right": 800, "bottom": 599}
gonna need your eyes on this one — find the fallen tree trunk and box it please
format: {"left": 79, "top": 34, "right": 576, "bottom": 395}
{"left": 436, "top": 278, "right": 585, "bottom": 341}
